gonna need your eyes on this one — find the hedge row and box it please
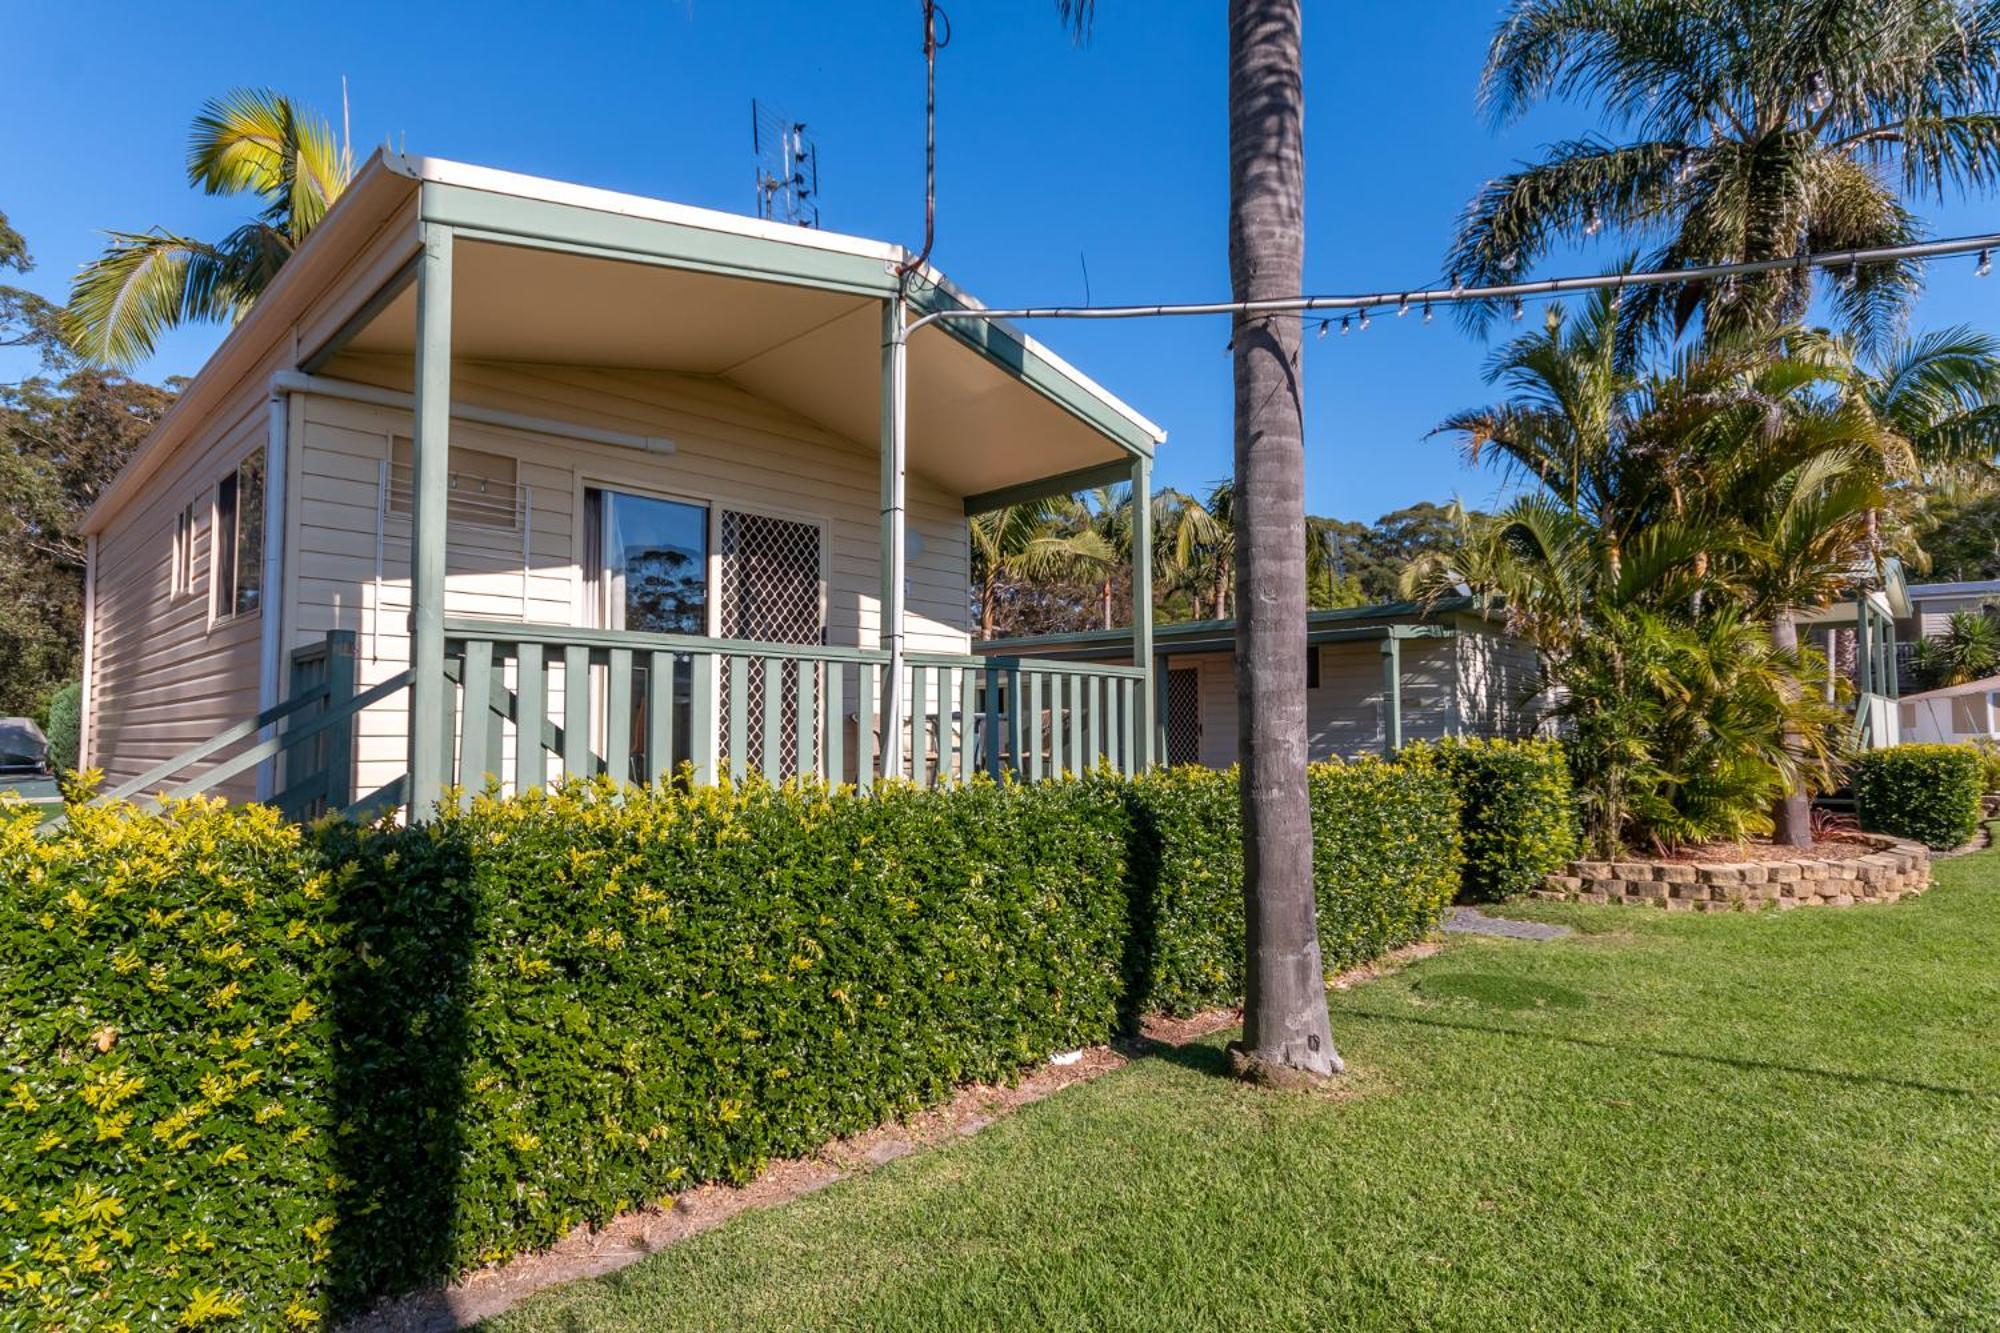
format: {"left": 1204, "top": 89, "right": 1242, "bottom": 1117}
{"left": 1853, "top": 744, "right": 1984, "bottom": 850}
{"left": 1415, "top": 737, "right": 1578, "bottom": 902}
{"left": 1, "top": 760, "right": 1459, "bottom": 1325}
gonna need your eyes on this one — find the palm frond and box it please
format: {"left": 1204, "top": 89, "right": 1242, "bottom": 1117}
{"left": 188, "top": 88, "right": 352, "bottom": 241}
{"left": 62, "top": 230, "right": 241, "bottom": 367}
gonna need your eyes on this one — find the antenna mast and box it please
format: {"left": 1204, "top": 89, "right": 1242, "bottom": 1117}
{"left": 751, "top": 99, "right": 820, "bottom": 228}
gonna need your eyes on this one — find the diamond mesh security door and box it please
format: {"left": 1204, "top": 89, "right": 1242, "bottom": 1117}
{"left": 718, "top": 510, "right": 823, "bottom": 774}
{"left": 1165, "top": 668, "right": 1202, "bottom": 766}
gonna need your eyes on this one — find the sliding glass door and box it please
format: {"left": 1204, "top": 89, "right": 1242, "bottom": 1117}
{"left": 586, "top": 488, "right": 709, "bottom": 781}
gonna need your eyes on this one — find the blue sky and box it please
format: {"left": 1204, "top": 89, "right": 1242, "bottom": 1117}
{"left": 4, "top": 1, "right": 1995, "bottom": 522}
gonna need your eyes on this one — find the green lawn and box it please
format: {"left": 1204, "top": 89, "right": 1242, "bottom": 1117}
{"left": 492, "top": 843, "right": 2000, "bottom": 1331}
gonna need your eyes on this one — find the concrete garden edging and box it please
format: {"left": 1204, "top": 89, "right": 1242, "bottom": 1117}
{"left": 1534, "top": 835, "right": 1932, "bottom": 911}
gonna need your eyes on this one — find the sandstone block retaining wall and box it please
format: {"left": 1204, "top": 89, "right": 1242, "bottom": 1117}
{"left": 1536, "top": 836, "right": 1931, "bottom": 911}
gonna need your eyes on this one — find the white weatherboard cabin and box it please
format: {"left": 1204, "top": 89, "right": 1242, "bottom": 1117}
{"left": 79, "top": 152, "right": 1165, "bottom": 816}
{"left": 980, "top": 598, "right": 1548, "bottom": 767}
{"left": 1898, "top": 675, "right": 2000, "bottom": 745}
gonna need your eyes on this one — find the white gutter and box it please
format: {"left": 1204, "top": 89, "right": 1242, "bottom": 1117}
{"left": 268, "top": 370, "right": 674, "bottom": 453}
{"left": 77, "top": 533, "right": 98, "bottom": 773}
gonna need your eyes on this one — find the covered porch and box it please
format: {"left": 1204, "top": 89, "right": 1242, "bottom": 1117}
{"left": 297, "top": 156, "right": 1164, "bottom": 810}
{"left": 1798, "top": 575, "right": 1907, "bottom": 750}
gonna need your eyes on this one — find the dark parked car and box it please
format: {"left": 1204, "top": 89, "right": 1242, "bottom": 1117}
{"left": 0, "top": 718, "right": 50, "bottom": 778}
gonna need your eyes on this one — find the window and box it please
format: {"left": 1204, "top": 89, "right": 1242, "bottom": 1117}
{"left": 1306, "top": 644, "right": 1321, "bottom": 690}
{"left": 389, "top": 437, "right": 521, "bottom": 529}
{"left": 585, "top": 488, "right": 710, "bottom": 634}
{"left": 1899, "top": 702, "right": 1916, "bottom": 731}
{"left": 170, "top": 502, "right": 196, "bottom": 600}
{"left": 1951, "top": 695, "right": 1986, "bottom": 735}
{"left": 213, "top": 449, "right": 264, "bottom": 619}
{"left": 585, "top": 487, "right": 712, "bottom": 782}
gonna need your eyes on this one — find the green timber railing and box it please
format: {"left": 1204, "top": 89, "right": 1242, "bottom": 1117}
{"left": 440, "top": 618, "right": 1148, "bottom": 795}
{"left": 87, "top": 631, "right": 410, "bottom": 822}
{"left": 72, "top": 623, "right": 1147, "bottom": 827}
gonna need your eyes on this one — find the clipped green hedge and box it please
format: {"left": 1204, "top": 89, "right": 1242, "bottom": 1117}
{"left": 1, "top": 765, "right": 1458, "bottom": 1323}
{"left": 42, "top": 682, "right": 81, "bottom": 774}
{"left": 1409, "top": 737, "right": 1579, "bottom": 902}
{"left": 0, "top": 798, "right": 339, "bottom": 1328}
{"left": 1121, "top": 760, "right": 1461, "bottom": 1016}
{"left": 1853, "top": 743, "right": 1983, "bottom": 850}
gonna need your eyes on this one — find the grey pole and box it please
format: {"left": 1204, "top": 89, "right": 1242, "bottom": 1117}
{"left": 407, "top": 222, "right": 454, "bottom": 815}
{"left": 879, "top": 296, "right": 910, "bottom": 782}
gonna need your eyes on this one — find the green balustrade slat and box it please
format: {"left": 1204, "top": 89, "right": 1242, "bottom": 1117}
{"left": 910, "top": 664, "right": 928, "bottom": 786}
{"left": 795, "top": 659, "right": 817, "bottom": 781}
{"left": 728, "top": 656, "right": 749, "bottom": 782}
{"left": 515, "top": 643, "right": 546, "bottom": 791}
{"left": 761, "top": 659, "right": 783, "bottom": 784}
{"left": 959, "top": 665, "right": 976, "bottom": 783}
{"left": 458, "top": 639, "right": 495, "bottom": 800}
{"left": 1119, "top": 677, "right": 1136, "bottom": 776}
{"left": 563, "top": 645, "right": 592, "bottom": 780}
{"left": 690, "top": 654, "right": 717, "bottom": 785}
{"left": 857, "top": 662, "right": 876, "bottom": 792}
{"left": 1027, "top": 671, "right": 1044, "bottom": 781}
{"left": 647, "top": 651, "right": 675, "bottom": 786}
{"left": 1072, "top": 676, "right": 1088, "bottom": 768}
{"left": 605, "top": 647, "right": 633, "bottom": 787}
{"left": 1086, "top": 674, "right": 1103, "bottom": 771}
{"left": 824, "top": 662, "right": 845, "bottom": 785}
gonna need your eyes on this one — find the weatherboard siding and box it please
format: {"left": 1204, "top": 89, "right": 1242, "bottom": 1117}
{"left": 1165, "top": 635, "right": 1462, "bottom": 769}
{"left": 87, "top": 386, "right": 272, "bottom": 799}
{"left": 293, "top": 358, "right": 973, "bottom": 798}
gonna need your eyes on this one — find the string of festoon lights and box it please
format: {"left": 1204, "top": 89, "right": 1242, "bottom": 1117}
{"left": 899, "top": 232, "right": 2000, "bottom": 344}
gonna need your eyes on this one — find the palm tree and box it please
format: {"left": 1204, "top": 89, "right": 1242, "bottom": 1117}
{"left": 1450, "top": 0, "right": 2000, "bottom": 349}
{"left": 1155, "top": 483, "right": 1236, "bottom": 619}
{"left": 65, "top": 89, "right": 353, "bottom": 366}
{"left": 1425, "top": 328, "right": 1881, "bottom": 851}
{"left": 968, "top": 499, "right": 1112, "bottom": 639}
{"left": 1434, "top": 285, "right": 1640, "bottom": 527}
{"left": 1060, "top": 0, "right": 1336, "bottom": 1082}
{"left": 1910, "top": 608, "right": 2000, "bottom": 686}
{"left": 1733, "top": 447, "right": 1888, "bottom": 843}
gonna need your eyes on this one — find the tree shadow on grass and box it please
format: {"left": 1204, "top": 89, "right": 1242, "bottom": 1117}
{"left": 1344, "top": 1009, "right": 1990, "bottom": 1100}
{"left": 1138, "top": 1037, "right": 1235, "bottom": 1080}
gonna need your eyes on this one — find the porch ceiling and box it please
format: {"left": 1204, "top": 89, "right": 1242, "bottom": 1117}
{"left": 342, "top": 238, "right": 1135, "bottom": 498}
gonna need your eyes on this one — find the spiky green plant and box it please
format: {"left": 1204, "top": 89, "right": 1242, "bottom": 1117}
{"left": 65, "top": 89, "right": 353, "bottom": 366}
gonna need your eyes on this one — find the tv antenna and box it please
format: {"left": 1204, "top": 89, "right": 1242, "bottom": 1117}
{"left": 752, "top": 99, "right": 820, "bottom": 228}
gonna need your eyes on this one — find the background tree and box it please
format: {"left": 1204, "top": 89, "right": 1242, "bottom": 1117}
{"left": 0, "top": 215, "right": 175, "bottom": 717}
{"left": 1, "top": 210, "right": 69, "bottom": 373}
{"left": 1451, "top": 0, "right": 2000, "bottom": 349}
{"left": 1325, "top": 501, "right": 1486, "bottom": 602}
{"left": 66, "top": 89, "right": 352, "bottom": 366}
{"left": 969, "top": 498, "right": 1113, "bottom": 639}
{"left": 0, "top": 368, "right": 175, "bottom": 716}
{"left": 1919, "top": 487, "right": 2000, "bottom": 579}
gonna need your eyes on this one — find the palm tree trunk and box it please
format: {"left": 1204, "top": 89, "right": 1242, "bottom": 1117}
{"left": 981, "top": 577, "right": 997, "bottom": 641}
{"left": 1771, "top": 609, "right": 1812, "bottom": 847}
{"left": 1225, "top": 0, "right": 1338, "bottom": 1083}
{"left": 1102, "top": 577, "right": 1114, "bottom": 630}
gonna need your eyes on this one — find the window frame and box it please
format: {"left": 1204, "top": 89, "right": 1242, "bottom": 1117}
{"left": 583, "top": 483, "right": 715, "bottom": 637}
{"left": 170, "top": 501, "right": 197, "bottom": 602}
{"left": 210, "top": 448, "right": 265, "bottom": 624}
